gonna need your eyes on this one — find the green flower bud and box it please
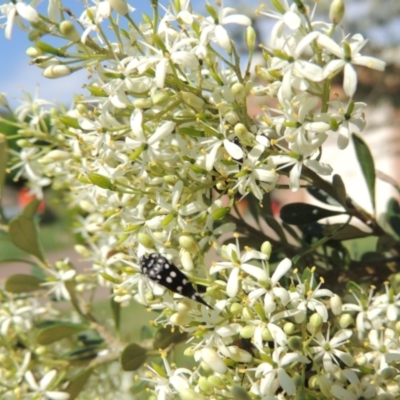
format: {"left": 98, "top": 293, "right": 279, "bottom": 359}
{"left": 138, "top": 232, "right": 154, "bottom": 248}
{"left": 245, "top": 26, "right": 256, "bottom": 52}
{"left": 43, "top": 65, "right": 71, "bottom": 79}
{"left": 240, "top": 325, "right": 255, "bottom": 339}
{"left": 381, "top": 367, "right": 398, "bottom": 380}
{"left": 87, "top": 172, "right": 114, "bottom": 190}
{"left": 201, "top": 348, "right": 227, "bottom": 374}
{"left": 198, "top": 376, "right": 212, "bottom": 394}
{"left": 179, "top": 389, "right": 207, "bottom": 400}
{"left": 59, "top": 20, "right": 80, "bottom": 41}
{"left": 261, "top": 241, "right": 272, "bottom": 257}
{"left": 339, "top": 313, "right": 354, "bottom": 328}
{"left": 74, "top": 245, "right": 91, "bottom": 257}
{"left": 152, "top": 90, "right": 170, "bottom": 105}
{"left": 329, "top": 0, "right": 345, "bottom": 24}
{"left": 179, "top": 235, "right": 199, "bottom": 254}
{"left": 133, "top": 98, "right": 153, "bottom": 109}
{"left": 308, "top": 375, "right": 319, "bottom": 389}
{"left": 231, "top": 83, "right": 245, "bottom": 99}
{"left": 181, "top": 92, "right": 205, "bottom": 112}
{"left": 309, "top": 313, "right": 323, "bottom": 333}
{"left": 288, "top": 336, "right": 303, "bottom": 351}
{"left": 225, "top": 111, "right": 239, "bottom": 125}
{"left": 261, "top": 327, "right": 273, "bottom": 341}
{"left": 212, "top": 207, "right": 230, "bottom": 221}
{"left": 231, "top": 386, "right": 252, "bottom": 400}
{"left": 180, "top": 250, "right": 194, "bottom": 272}
{"left": 16, "top": 139, "right": 33, "bottom": 148}
{"left": 230, "top": 303, "right": 243, "bottom": 314}
{"left": 317, "top": 375, "right": 332, "bottom": 397}
{"left": 395, "top": 320, "right": 400, "bottom": 334}
{"left": 35, "top": 346, "right": 48, "bottom": 355}
{"left": 208, "top": 375, "right": 225, "bottom": 389}
{"left": 283, "top": 322, "right": 296, "bottom": 335}
{"left": 354, "top": 353, "right": 367, "bottom": 366}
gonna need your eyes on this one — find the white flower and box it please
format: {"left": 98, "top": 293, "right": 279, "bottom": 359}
{"left": 199, "top": 0, "right": 251, "bottom": 53}
{"left": 318, "top": 33, "right": 386, "bottom": 97}
{"left": 0, "top": 0, "right": 40, "bottom": 39}
{"left": 210, "top": 237, "right": 268, "bottom": 298}
{"left": 25, "top": 369, "right": 70, "bottom": 400}
{"left": 234, "top": 144, "right": 278, "bottom": 200}
{"left": 255, "top": 346, "right": 310, "bottom": 396}
{"left": 331, "top": 369, "right": 376, "bottom": 400}
{"left": 310, "top": 327, "right": 354, "bottom": 372}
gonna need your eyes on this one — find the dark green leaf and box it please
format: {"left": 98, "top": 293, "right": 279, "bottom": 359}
{"left": 322, "top": 224, "right": 370, "bottom": 241}
{"left": 346, "top": 281, "right": 364, "bottom": 299}
{"left": 332, "top": 174, "right": 347, "bottom": 206}
{"left": 9, "top": 216, "right": 45, "bottom": 262}
{"left": 306, "top": 186, "right": 341, "bottom": 207}
{"left": 376, "top": 234, "right": 397, "bottom": 253}
{"left": 120, "top": 343, "right": 147, "bottom": 371}
{"left": 36, "top": 322, "right": 89, "bottom": 345}
{"left": 352, "top": 133, "right": 376, "bottom": 210}
{"left": 111, "top": 296, "right": 121, "bottom": 334}
{"left": 387, "top": 198, "right": 400, "bottom": 215}
{"left": 65, "top": 369, "right": 93, "bottom": 400}
{"left": 153, "top": 326, "right": 188, "bottom": 349}
{"left": 280, "top": 203, "right": 344, "bottom": 225}
{"left": 5, "top": 274, "right": 44, "bottom": 293}
{"left": 140, "top": 325, "right": 154, "bottom": 341}
{"left": 388, "top": 215, "right": 400, "bottom": 237}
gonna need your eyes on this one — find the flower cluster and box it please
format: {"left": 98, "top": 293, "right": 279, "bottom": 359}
{"left": 0, "top": 0, "right": 395, "bottom": 399}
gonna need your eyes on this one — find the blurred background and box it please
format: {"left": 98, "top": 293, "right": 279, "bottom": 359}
{"left": 0, "top": 0, "right": 399, "bottom": 264}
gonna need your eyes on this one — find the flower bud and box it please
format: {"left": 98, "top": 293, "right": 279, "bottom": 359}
{"left": 133, "top": 98, "right": 153, "bottom": 109}
{"left": 198, "top": 376, "right": 212, "bottom": 394}
{"left": 201, "top": 348, "right": 227, "bottom": 374}
{"left": 330, "top": 294, "right": 342, "bottom": 316}
{"left": 240, "top": 325, "right": 255, "bottom": 339}
{"left": 308, "top": 375, "right": 319, "bottom": 389}
{"left": 283, "top": 322, "right": 296, "bottom": 335}
{"left": 231, "top": 83, "right": 245, "bottom": 99}
{"left": 242, "top": 306, "right": 254, "bottom": 320}
{"left": 317, "top": 375, "right": 332, "bottom": 397}
{"left": 245, "top": 26, "right": 256, "bottom": 52}
{"left": 339, "top": 313, "right": 354, "bottom": 328}
{"left": 225, "top": 111, "right": 239, "bottom": 125}
{"left": 26, "top": 46, "right": 43, "bottom": 57}
{"left": 39, "top": 150, "right": 71, "bottom": 164}
{"left": 354, "top": 353, "right": 367, "bottom": 366}
{"left": 43, "top": 65, "right": 71, "bottom": 79}
{"left": 59, "top": 20, "right": 81, "bottom": 42}
{"left": 181, "top": 92, "right": 205, "bottom": 112}
{"left": 170, "top": 312, "right": 191, "bottom": 326}
{"left": 179, "top": 235, "right": 199, "bottom": 254}
{"left": 16, "top": 139, "right": 33, "bottom": 148}
{"left": 74, "top": 244, "right": 91, "bottom": 257}
{"left": 288, "top": 336, "right": 302, "bottom": 351}
{"left": 87, "top": 172, "right": 114, "bottom": 190}
{"left": 329, "top": 0, "right": 345, "bottom": 24}
{"left": 309, "top": 313, "right": 323, "bottom": 333}
{"left": 138, "top": 232, "right": 154, "bottom": 248}
{"left": 230, "top": 303, "right": 243, "bottom": 314}
{"left": 179, "top": 389, "right": 207, "bottom": 400}
{"left": 261, "top": 241, "right": 272, "bottom": 258}
{"left": 381, "top": 367, "right": 398, "bottom": 380}
{"left": 107, "top": 0, "right": 129, "bottom": 15}
{"left": 212, "top": 207, "right": 230, "bottom": 221}
{"left": 261, "top": 327, "right": 273, "bottom": 342}
{"left": 180, "top": 249, "right": 194, "bottom": 272}
{"left": 208, "top": 375, "right": 225, "bottom": 389}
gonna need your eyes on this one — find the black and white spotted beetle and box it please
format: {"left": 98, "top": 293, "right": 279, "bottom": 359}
{"left": 140, "top": 253, "right": 213, "bottom": 309}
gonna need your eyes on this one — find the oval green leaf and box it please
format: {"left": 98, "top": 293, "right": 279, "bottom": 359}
{"left": 5, "top": 274, "right": 44, "bottom": 293}
{"left": 36, "top": 322, "right": 89, "bottom": 345}
{"left": 22, "top": 198, "right": 41, "bottom": 218}
{"left": 120, "top": 343, "right": 147, "bottom": 371}
{"left": 153, "top": 326, "right": 188, "bottom": 349}
{"left": 352, "top": 133, "right": 376, "bottom": 210}
{"left": 332, "top": 174, "right": 347, "bottom": 206}
{"left": 9, "top": 216, "right": 45, "bottom": 262}
{"left": 280, "top": 203, "right": 344, "bottom": 225}
{"left": 65, "top": 369, "right": 93, "bottom": 400}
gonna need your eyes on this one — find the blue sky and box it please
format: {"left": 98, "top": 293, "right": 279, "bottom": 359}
{"left": 0, "top": 0, "right": 213, "bottom": 108}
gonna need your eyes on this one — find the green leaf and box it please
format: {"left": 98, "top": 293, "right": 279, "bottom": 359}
{"left": 36, "top": 322, "right": 89, "bottom": 345}
{"left": 153, "top": 326, "right": 188, "bottom": 349}
{"left": 388, "top": 215, "right": 400, "bottom": 237}
{"left": 5, "top": 274, "right": 44, "bottom": 293}
{"left": 376, "top": 170, "right": 400, "bottom": 194}
{"left": 332, "top": 174, "right": 347, "bottom": 206}
{"left": 231, "top": 386, "right": 252, "bottom": 400}
{"left": 22, "top": 198, "right": 41, "bottom": 218}
{"left": 65, "top": 369, "right": 93, "bottom": 400}
{"left": 352, "top": 133, "right": 376, "bottom": 210}
{"left": 280, "top": 203, "right": 344, "bottom": 225}
{"left": 178, "top": 127, "right": 205, "bottom": 137}
{"left": 9, "top": 216, "right": 45, "bottom": 262}
{"left": 0, "top": 134, "right": 7, "bottom": 198}
{"left": 306, "top": 186, "right": 341, "bottom": 207}
{"left": 120, "top": 343, "right": 147, "bottom": 371}
{"left": 322, "top": 224, "right": 370, "bottom": 241}
{"left": 111, "top": 296, "right": 121, "bottom": 334}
